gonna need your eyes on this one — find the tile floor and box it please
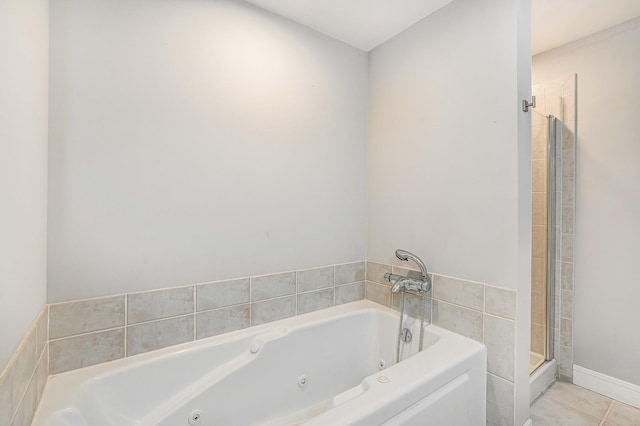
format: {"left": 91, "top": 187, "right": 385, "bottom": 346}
{"left": 531, "top": 381, "right": 640, "bottom": 425}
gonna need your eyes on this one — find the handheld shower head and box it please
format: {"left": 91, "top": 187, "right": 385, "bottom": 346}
{"left": 395, "top": 249, "right": 410, "bottom": 262}
{"left": 395, "top": 249, "right": 428, "bottom": 281}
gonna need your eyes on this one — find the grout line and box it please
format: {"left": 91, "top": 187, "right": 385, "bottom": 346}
{"left": 483, "top": 312, "right": 517, "bottom": 323}
{"left": 124, "top": 295, "right": 128, "bottom": 357}
{"left": 127, "top": 312, "right": 194, "bottom": 327}
{"left": 483, "top": 283, "right": 486, "bottom": 313}
{"left": 49, "top": 325, "right": 126, "bottom": 342}
{"left": 193, "top": 286, "right": 197, "bottom": 341}
{"left": 332, "top": 267, "right": 336, "bottom": 306}
{"left": 296, "top": 286, "right": 334, "bottom": 296}
{"left": 335, "top": 281, "right": 365, "bottom": 288}
{"left": 252, "top": 292, "right": 297, "bottom": 304}
{"left": 431, "top": 297, "right": 484, "bottom": 315}
{"left": 600, "top": 400, "right": 615, "bottom": 425}
{"left": 198, "top": 303, "right": 251, "bottom": 315}
{"left": 48, "top": 293, "right": 127, "bottom": 307}
{"left": 294, "top": 272, "right": 298, "bottom": 316}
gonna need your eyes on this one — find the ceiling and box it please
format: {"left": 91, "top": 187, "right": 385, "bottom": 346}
{"left": 245, "top": 0, "right": 640, "bottom": 54}
{"left": 532, "top": 0, "right": 640, "bottom": 55}
{"left": 244, "top": 0, "right": 454, "bottom": 52}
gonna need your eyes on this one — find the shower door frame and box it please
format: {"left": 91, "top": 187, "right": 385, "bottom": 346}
{"left": 545, "top": 115, "right": 560, "bottom": 362}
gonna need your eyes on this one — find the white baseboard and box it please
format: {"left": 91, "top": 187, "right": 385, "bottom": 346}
{"left": 573, "top": 365, "right": 640, "bottom": 409}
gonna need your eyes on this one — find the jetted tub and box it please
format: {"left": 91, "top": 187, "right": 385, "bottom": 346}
{"left": 33, "top": 300, "right": 486, "bottom": 425}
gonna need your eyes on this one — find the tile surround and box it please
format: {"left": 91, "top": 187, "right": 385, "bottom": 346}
{"left": 364, "top": 280, "right": 391, "bottom": 306}
{"left": 432, "top": 274, "right": 484, "bottom": 311}
{"left": 335, "top": 282, "right": 364, "bottom": 305}
{"left": 45, "top": 261, "right": 366, "bottom": 375}
{"left": 196, "top": 304, "right": 250, "bottom": 339}
{"left": 49, "top": 295, "right": 125, "bottom": 339}
{"left": 50, "top": 328, "right": 125, "bottom": 374}
{"left": 13, "top": 260, "right": 521, "bottom": 425}
{"left": 484, "top": 314, "right": 516, "bottom": 382}
{"left": 485, "top": 286, "right": 516, "bottom": 320}
{"left": 487, "top": 373, "right": 515, "bottom": 426}
{"left": 0, "top": 305, "right": 49, "bottom": 425}
{"left": 251, "top": 272, "right": 296, "bottom": 301}
{"left": 432, "top": 300, "right": 484, "bottom": 342}
{"left": 250, "top": 295, "right": 296, "bottom": 326}
{"left": 365, "top": 261, "right": 391, "bottom": 285}
{"left": 297, "top": 288, "right": 334, "bottom": 315}
{"left": 335, "top": 262, "right": 365, "bottom": 285}
{"left": 196, "top": 278, "right": 250, "bottom": 311}
{"left": 296, "top": 266, "right": 333, "bottom": 292}
{"left": 128, "top": 286, "right": 193, "bottom": 324}
{"left": 127, "top": 316, "right": 193, "bottom": 357}
{"left": 391, "top": 290, "right": 431, "bottom": 320}
{"left": 554, "top": 73, "right": 576, "bottom": 381}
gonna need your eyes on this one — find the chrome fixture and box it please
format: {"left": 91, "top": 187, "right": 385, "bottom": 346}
{"left": 395, "top": 249, "right": 428, "bottom": 280}
{"left": 400, "top": 328, "right": 412, "bottom": 344}
{"left": 522, "top": 95, "right": 537, "bottom": 112}
{"left": 383, "top": 249, "right": 431, "bottom": 293}
{"left": 384, "top": 249, "right": 431, "bottom": 362}
{"left": 384, "top": 273, "right": 430, "bottom": 293}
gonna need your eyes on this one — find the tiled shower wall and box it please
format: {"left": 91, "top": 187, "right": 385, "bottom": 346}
{"left": 558, "top": 75, "right": 577, "bottom": 381}
{"left": 0, "top": 306, "right": 48, "bottom": 425}
{"left": 531, "top": 74, "right": 577, "bottom": 381}
{"left": 365, "top": 261, "right": 518, "bottom": 426}
{"left": 47, "top": 262, "right": 366, "bottom": 374}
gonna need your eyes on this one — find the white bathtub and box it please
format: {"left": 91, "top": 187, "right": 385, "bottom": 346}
{"left": 33, "top": 300, "right": 486, "bottom": 426}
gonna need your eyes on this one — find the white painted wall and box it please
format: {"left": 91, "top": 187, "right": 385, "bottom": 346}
{"left": 48, "top": 0, "right": 368, "bottom": 302}
{"left": 368, "top": 0, "right": 532, "bottom": 423}
{"left": 533, "top": 17, "right": 640, "bottom": 386}
{"left": 0, "top": 0, "right": 49, "bottom": 368}
{"left": 368, "top": 0, "right": 523, "bottom": 290}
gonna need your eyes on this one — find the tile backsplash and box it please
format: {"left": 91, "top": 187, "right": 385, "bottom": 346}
{"left": 47, "top": 261, "right": 366, "bottom": 374}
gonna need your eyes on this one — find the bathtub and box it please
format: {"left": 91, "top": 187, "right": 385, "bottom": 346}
{"left": 33, "top": 300, "right": 487, "bottom": 426}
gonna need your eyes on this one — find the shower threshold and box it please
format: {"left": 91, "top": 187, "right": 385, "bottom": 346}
{"left": 530, "top": 359, "right": 557, "bottom": 403}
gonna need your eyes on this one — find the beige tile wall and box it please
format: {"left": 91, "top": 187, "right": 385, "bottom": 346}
{"left": 47, "top": 261, "right": 366, "bottom": 375}
{"left": 0, "top": 306, "right": 49, "bottom": 425}
{"left": 364, "top": 261, "right": 517, "bottom": 426}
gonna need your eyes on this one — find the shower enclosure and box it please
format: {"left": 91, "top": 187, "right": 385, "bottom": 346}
{"left": 530, "top": 115, "right": 560, "bottom": 373}
{"left": 530, "top": 75, "right": 577, "bottom": 381}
